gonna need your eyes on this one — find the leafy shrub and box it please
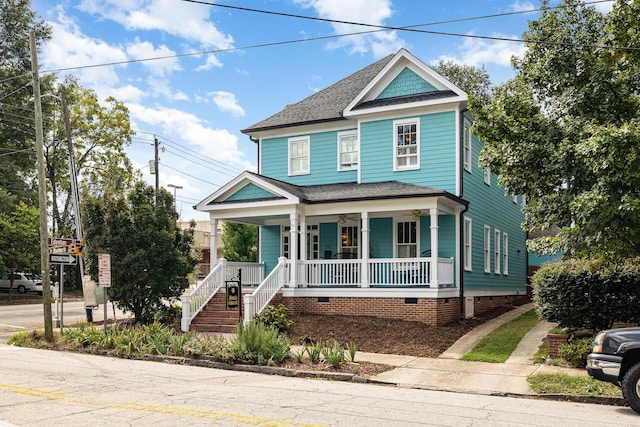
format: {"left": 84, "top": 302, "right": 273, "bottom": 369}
{"left": 322, "top": 341, "right": 345, "bottom": 368}
{"left": 533, "top": 258, "right": 640, "bottom": 332}
{"left": 253, "top": 304, "right": 293, "bottom": 333}
{"left": 232, "top": 320, "right": 291, "bottom": 365}
{"left": 558, "top": 336, "right": 594, "bottom": 368}
{"left": 153, "top": 303, "right": 182, "bottom": 330}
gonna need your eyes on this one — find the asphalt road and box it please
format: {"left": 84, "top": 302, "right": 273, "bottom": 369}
{"left": 0, "top": 301, "right": 129, "bottom": 341}
{"left": 1, "top": 345, "right": 639, "bottom": 427}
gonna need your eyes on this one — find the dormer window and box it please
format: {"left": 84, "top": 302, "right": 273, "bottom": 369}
{"left": 394, "top": 118, "right": 420, "bottom": 171}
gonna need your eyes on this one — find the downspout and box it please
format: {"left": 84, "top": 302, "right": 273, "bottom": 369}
{"left": 459, "top": 108, "right": 469, "bottom": 320}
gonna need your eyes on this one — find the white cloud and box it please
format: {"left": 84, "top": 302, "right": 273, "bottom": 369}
{"left": 195, "top": 54, "right": 224, "bottom": 71}
{"left": 210, "top": 91, "right": 245, "bottom": 117}
{"left": 125, "top": 39, "right": 181, "bottom": 76}
{"left": 508, "top": 1, "right": 535, "bottom": 13}
{"left": 127, "top": 104, "right": 247, "bottom": 167}
{"left": 439, "top": 33, "right": 525, "bottom": 69}
{"left": 294, "top": 0, "right": 404, "bottom": 57}
{"left": 78, "top": 0, "right": 234, "bottom": 49}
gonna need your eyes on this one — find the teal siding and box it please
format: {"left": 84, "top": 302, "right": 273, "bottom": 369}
{"left": 529, "top": 252, "right": 562, "bottom": 267}
{"left": 360, "top": 111, "right": 456, "bottom": 192}
{"left": 226, "top": 183, "right": 277, "bottom": 201}
{"left": 377, "top": 68, "right": 437, "bottom": 99}
{"left": 261, "top": 225, "right": 281, "bottom": 274}
{"left": 319, "top": 222, "right": 338, "bottom": 259}
{"left": 419, "top": 216, "right": 456, "bottom": 259}
{"left": 370, "top": 218, "right": 393, "bottom": 258}
{"left": 463, "top": 127, "right": 528, "bottom": 293}
{"left": 261, "top": 130, "right": 358, "bottom": 185}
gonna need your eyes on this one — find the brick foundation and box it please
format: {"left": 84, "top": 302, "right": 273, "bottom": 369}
{"left": 471, "top": 295, "right": 529, "bottom": 316}
{"left": 280, "top": 296, "right": 461, "bottom": 326}
{"left": 547, "top": 333, "right": 569, "bottom": 359}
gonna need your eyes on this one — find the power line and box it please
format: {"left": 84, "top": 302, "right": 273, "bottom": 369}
{"left": 158, "top": 135, "right": 244, "bottom": 174}
{"left": 162, "top": 147, "right": 237, "bottom": 178}
{"left": 159, "top": 162, "right": 222, "bottom": 187}
{"left": 36, "top": 1, "right": 634, "bottom": 76}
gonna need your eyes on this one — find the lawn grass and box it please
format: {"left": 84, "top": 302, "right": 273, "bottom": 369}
{"left": 461, "top": 308, "right": 539, "bottom": 363}
{"left": 528, "top": 373, "right": 622, "bottom": 397}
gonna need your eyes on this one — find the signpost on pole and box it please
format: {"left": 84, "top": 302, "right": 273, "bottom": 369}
{"left": 98, "top": 254, "right": 111, "bottom": 331}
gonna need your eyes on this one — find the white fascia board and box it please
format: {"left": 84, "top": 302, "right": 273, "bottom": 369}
{"left": 247, "top": 120, "right": 358, "bottom": 141}
{"left": 195, "top": 171, "right": 300, "bottom": 212}
{"left": 343, "top": 48, "right": 468, "bottom": 116}
{"left": 343, "top": 95, "right": 467, "bottom": 119}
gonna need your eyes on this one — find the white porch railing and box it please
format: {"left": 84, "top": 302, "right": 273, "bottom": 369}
{"left": 244, "top": 257, "right": 289, "bottom": 325}
{"left": 224, "top": 261, "right": 265, "bottom": 285}
{"left": 296, "top": 257, "right": 454, "bottom": 287}
{"left": 181, "top": 261, "right": 226, "bottom": 332}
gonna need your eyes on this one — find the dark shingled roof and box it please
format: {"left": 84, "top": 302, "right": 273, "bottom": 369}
{"left": 353, "top": 90, "right": 458, "bottom": 110}
{"left": 216, "top": 172, "right": 468, "bottom": 206}
{"left": 241, "top": 54, "right": 395, "bottom": 134}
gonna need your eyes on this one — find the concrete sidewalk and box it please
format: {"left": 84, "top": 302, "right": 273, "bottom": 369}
{"left": 347, "top": 303, "right": 595, "bottom": 397}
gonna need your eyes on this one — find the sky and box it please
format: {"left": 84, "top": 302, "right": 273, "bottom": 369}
{"left": 30, "top": 0, "right": 614, "bottom": 221}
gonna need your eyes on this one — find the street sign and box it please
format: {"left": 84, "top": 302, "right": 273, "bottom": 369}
{"left": 48, "top": 237, "right": 76, "bottom": 246}
{"left": 49, "top": 253, "right": 77, "bottom": 265}
{"left": 98, "top": 253, "right": 111, "bottom": 287}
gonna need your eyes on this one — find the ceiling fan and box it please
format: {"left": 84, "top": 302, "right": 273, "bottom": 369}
{"left": 337, "top": 213, "right": 359, "bottom": 223}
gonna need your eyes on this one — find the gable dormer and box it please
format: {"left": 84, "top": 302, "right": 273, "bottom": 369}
{"left": 343, "top": 48, "right": 467, "bottom": 118}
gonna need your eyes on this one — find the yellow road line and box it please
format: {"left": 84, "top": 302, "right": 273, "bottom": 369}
{"left": 0, "top": 383, "right": 325, "bottom": 427}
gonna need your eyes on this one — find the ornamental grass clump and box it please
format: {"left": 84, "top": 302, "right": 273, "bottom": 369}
{"left": 232, "top": 320, "right": 291, "bottom": 365}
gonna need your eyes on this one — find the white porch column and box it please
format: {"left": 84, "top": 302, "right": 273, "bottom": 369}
{"left": 361, "top": 211, "right": 370, "bottom": 288}
{"left": 289, "top": 213, "right": 299, "bottom": 288}
{"left": 210, "top": 217, "right": 218, "bottom": 270}
{"left": 430, "top": 209, "right": 439, "bottom": 287}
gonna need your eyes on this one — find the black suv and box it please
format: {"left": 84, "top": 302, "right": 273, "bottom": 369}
{"left": 587, "top": 327, "right": 640, "bottom": 414}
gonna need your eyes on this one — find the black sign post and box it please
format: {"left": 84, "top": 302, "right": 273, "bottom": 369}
{"left": 225, "top": 269, "right": 243, "bottom": 325}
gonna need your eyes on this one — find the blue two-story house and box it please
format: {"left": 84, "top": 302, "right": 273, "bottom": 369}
{"left": 182, "top": 49, "right": 529, "bottom": 332}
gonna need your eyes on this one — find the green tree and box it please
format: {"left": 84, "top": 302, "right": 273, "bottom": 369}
{"left": 221, "top": 222, "right": 257, "bottom": 262}
{"left": 0, "top": 0, "right": 52, "bottom": 206}
{"left": 81, "top": 182, "right": 198, "bottom": 324}
{"left": 0, "top": 201, "right": 39, "bottom": 298}
{"left": 42, "top": 77, "right": 135, "bottom": 237}
{"left": 471, "top": 0, "right": 640, "bottom": 259}
{"left": 431, "top": 60, "right": 493, "bottom": 107}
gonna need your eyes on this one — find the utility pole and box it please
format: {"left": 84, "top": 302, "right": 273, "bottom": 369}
{"left": 154, "top": 135, "right": 159, "bottom": 204}
{"left": 30, "top": 31, "right": 53, "bottom": 342}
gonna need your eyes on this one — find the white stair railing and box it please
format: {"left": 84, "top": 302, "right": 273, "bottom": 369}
{"left": 180, "top": 259, "right": 226, "bottom": 332}
{"left": 244, "top": 257, "right": 289, "bottom": 325}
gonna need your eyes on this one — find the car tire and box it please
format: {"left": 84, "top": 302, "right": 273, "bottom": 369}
{"left": 16, "top": 285, "right": 27, "bottom": 294}
{"left": 622, "top": 362, "right": 640, "bottom": 414}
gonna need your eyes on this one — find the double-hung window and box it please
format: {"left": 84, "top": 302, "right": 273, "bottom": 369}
{"left": 503, "top": 232, "right": 509, "bottom": 275}
{"left": 484, "top": 225, "right": 491, "bottom": 273}
{"left": 464, "top": 217, "right": 472, "bottom": 271}
{"left": 463, "top": 123, "right": 471, "bottom": 172}
{"left": 394, "top": 118, "right": 419, "bottom": 171}
{"left": 289, "top": 136, "right": 310, "bottom": 175}
{"left": 396, "top": 221, "right": 417, "bottom": 258}
{"left": 338, "top": 131, "right": 358, "bottom": 171}
{"left": 494, "top": 229, "right": 501, "bottom": 274}
{"left": 484, "top": 167, "right": 491, "bottom": 185}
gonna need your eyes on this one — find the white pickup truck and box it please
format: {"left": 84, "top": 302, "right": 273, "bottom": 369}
{"left": 0, "top": 272, "right": 43, "bottom": 294}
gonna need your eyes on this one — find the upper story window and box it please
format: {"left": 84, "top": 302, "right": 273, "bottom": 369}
{"left": 338, "top": 131, "right": 358, "bottom": 171}
{"left": 396, "top": 220, "right": 417, "bottom": 258}
{"left": 463, "top": 123, "right": 471, "bottom": 173}
{"left": 289, "top": 136, "right": 310, "bottom": 175}
{"left": 394, "top": 118, "right": 420, "bottom": 171}
{"left": 484, "top": 167, "right": 491, "bottom": 185}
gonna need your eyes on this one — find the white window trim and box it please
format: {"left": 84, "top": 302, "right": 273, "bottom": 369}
{"left": 393, "top": 118, "right": 420, "bottom": 172}
{"left": 494, "top": 228, "right": 501, "bottom": 274}
{"left": 464, "top": 217, "right": 472, "bottom": 271}
{"left": 484, "top": 225, "right": 491, "bottom": 273}
{"left": 484, "top": 167, "right": 491, "bottom": 185}
{"left": 503, "top": 232, "right": 509, "bottom": 275}
{"left": 394, "top": 218, "right": 419, "bottom": 258}
{"left": 337, "top": 130, "right": 358, "bottom": 171}
{"left": 288, "top": 136, "right": 310, "bottom": 176}
{"left": 512, "top": 194, "right": 518, "bottom": 204}
{"left": 463, "top": 123, "right": 472, "bottom": 173}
